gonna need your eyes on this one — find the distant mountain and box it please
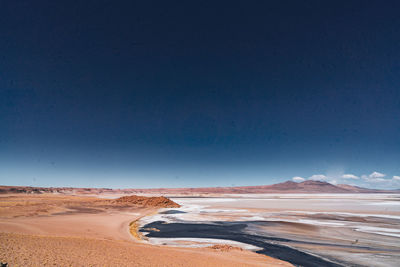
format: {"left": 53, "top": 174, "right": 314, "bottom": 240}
{"left": 1, "top": 180, "right": 399, "bottom": 195}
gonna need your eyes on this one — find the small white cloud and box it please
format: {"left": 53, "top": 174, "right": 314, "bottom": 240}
{"left": 292, "top": 176, "right": 305, "bottom": 182}
{"left": 342, "top": 174, "right": 359, "bottom": 179}
{"left": 363, "top": 172, "right": 387, "bottom": 183}
{"left": 369, "top": 171, "right": 386, "bottom": 178}
{"left": 309, "top": 174, "right": 327, "bottom": 181}
{"left": 367, "top": 177, "right": 386, "bottom": 183}
{"left": 360, "top": 173, "right": 399, "bottom": 189}
{"left": 329, "top": 180, "right": 338, "bottom": 185}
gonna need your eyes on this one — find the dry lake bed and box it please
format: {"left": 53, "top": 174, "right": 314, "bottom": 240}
{"left": 139, "top": 194, "right": 400, "bottom": 267}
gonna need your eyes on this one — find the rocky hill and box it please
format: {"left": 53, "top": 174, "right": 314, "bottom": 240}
{"left": 114, "top": 195, "right": 180, "bottom": 208}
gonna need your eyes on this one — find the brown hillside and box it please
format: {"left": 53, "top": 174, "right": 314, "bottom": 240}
{"left": 114, "top": 195, "right": 180, "bottom": 208}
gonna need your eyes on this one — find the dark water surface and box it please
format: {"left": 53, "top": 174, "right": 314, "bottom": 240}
{"left": 140, "top": 221, "right": 347, "bottom": 267}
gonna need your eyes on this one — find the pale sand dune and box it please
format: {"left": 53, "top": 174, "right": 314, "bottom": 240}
{"left": 0, "top": 194, "right": 291, "bottom": 267}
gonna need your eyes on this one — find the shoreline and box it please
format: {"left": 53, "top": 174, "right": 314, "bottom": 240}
{"left": 132, "top": 204, "right": 340, "bottom": 266}
{"left": 140, "top": 220, "right": 343, "bottom": 267}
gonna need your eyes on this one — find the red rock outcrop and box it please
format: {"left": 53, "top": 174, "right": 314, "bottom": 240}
{"left": 114, "top": 195, "right": 180, "bottom": 208}
{"left": 209, "top": 245, "right": 243, "bottom": 252}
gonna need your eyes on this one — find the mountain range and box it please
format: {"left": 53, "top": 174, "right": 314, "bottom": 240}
{"left": 1, "top": 180, "right": 399, "bottom": 195}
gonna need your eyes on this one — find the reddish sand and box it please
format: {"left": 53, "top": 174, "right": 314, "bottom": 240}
{"left": 209, "top": 244, "right": 244, "bottom": 252}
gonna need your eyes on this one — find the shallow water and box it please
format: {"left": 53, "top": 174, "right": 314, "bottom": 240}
{"left": 141, "top": 220, "right": 344, "bottom": 267}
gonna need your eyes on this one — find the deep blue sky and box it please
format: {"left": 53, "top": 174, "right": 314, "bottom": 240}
{"left": 1, "top": 1, "right": 400, "bottom": 189}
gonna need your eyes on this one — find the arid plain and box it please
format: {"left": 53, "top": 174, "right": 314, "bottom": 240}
{"left": 0, "top": 193, "right": 290, "bottom": 267}
{"left": 1, "top": 182, "right": 399, "bottom": 267}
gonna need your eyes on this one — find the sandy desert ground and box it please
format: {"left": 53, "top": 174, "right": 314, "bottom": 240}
{"left": 1, "top": 192, "right": 399, "bottom": 266}
{"left": 0, "top": 194, "right": 291, "bottom": 267}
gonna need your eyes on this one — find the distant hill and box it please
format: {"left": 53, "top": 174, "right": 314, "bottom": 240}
{"left": 1, "top": 180, "right": 399, "bottom": 195}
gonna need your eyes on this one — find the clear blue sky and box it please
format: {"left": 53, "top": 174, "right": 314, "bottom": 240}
{"left": 1, "top": 1, "right": 400, "bottom": 189}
